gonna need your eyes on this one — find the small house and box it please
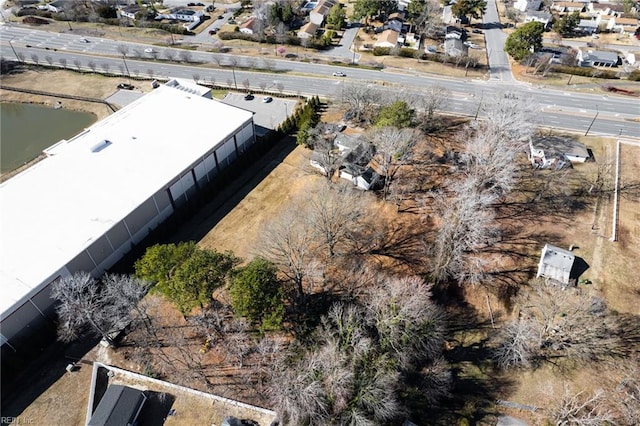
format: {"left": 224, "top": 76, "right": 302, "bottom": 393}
{"left": 88, "top": 385, "right": 147, "bottom": 426}
{"left": 577, "top": 18, "right": 599, "bottom": 34}
{"left": 607, "top": 17, "right": 640, "bottom": 34}
{"left": 374, "top": 30, "right": 399, "bottom": 48}
{"left": 444, "top": 38, "right": 468, "bottom": 57}
{"left": 529, "top": 135, "right": 591, "bottom": 168}
{"left": 536, "top": 244, "right": 575, "bottom": 285}
{"left": 239, "top": 17, "right": 257, "bottom": 34}
{"left": 514, "top": 0, "right": 542, "bottom": 12}
{"left": 525, "top": 11, "right": 553, "bottom": 29}
{"left": 578, "top": 49, "right": 620, "bottom": 67}
{"left": 309, "top": 0, "right": 336, "bottom": 26}
{"left": 298, "top": 21, "right": 318, "bottom": 39}
{"left": 339, "top": 164, "right": 383, "bottom": 190}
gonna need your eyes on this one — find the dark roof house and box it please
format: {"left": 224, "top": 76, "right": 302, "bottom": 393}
{"left": 88, "top": 385, "right": 147, "bottom": 426}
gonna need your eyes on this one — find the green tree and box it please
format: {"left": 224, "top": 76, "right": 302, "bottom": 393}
{"left": 229, "top": 258, "right": 284, "bottom": 331}
{"left": 268, "top": 3, "right": 281, "bottom": 26}
{"left": 296, "top": 119, "right": 312, "bottom": 146}
{"left": 135, "top": 242, "right": 239, "bottom": 316}
{"left": 375, "top": 100, "right": 415, "bottom": 128}
{"left": 281, "top": 2, "right": 294, "bottom": 23}
{"left": 326, "top": 3, "right": 346, "bottom": 29}
{"left": 406, "top": 0, "right": 426, "bottom": 23}
{"left": 353, "top": 0, "right": 397, "bottom": 23}
{"left": 505, "top": 21, "right": 544, "bottom": 61}
{"left": 553, "top": 11, "right": 580, "bottom": 37}
{"left": 451, "top": 0, "right": 487, "bottom": 22}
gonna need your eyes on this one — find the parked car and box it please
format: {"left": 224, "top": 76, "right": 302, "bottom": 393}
{"left": 262, "top": 96, "right": 273, "bottom": 103}
{"left": 209, "top": 29, "right": 218, "bottom": 35}
{"left": 80, "top": 38, "right": 89, "bottom": 43}
{"left": 472, "top": 29, "right": 483, "bottom": 34}
{"left": 117, "top": 83, "right": 134, "bottom": 90}
{"left": 244, "top": 93, "right": 254, "bottom": 100}
{"left": 332, "top": 71, "right": 346, "bottom": 77}
{"left": 218, "top": 14, "right": 224, "bottom": 19}
{"left": 144, "top": 48, "right": 156, "bottom": 53}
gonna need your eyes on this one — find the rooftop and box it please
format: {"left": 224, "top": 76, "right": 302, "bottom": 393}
{"left": 0, "top": 85, "right": 253, "bottom": 319}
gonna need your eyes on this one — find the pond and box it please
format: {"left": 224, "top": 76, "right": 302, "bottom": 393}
{"left": 1, "top": 103, "right": 96, "bottom": 175}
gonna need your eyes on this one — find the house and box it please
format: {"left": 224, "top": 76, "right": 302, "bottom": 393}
{"left": 444, "top": 38, "right": 468, "bottom": 57}
{"left": 0, "top": 82, "right": 256, "bottom": 358}
{"left": 117, "top": 5, "right": 142, "bottom": 20}
{"left": 577, "top": 18, "right": 599, "bottom": 34}
{"left": 536, "top": 244, "right": 576, "bottom": 285}
{"left": 309, "top": 0, "right": 336, "bottom": 26}
{"left": 298, "top": 21, "right": 318, "bottom": 39}
{"left": 88, "top": 385, "right": 146, "bottom": 426}
{"left": 607, "top": 17, "right": 640, "bottom": 34}
{"left": 577, "top": 49, "right": 620, "bottom": 67}
{"left": 551, "top": 1, "right": 585, "bottom": 13}
{"left": 445, "top": 25, "right": 466, "bottom": 40}
{"left": 339, "top": 164, "right": 383, "bottom": 190}
{"left": 529, "top": 135, "right": 591, "bottom": 168}
{"left": 514, "top": 0, "right": 542, "bottom": 12}
{"left": 239, "top": 17, "right": 257, "bottom": 34}
{"left": 375, "top": 29, "right": 399, "bottom": 48}
{"left": 156, "top": 8, "right": 204, "bottom": 22}
{"left": 625, "top": 51, "right": 640, "bottom": 67}
{"left": 525, "top": 11, "right": 553, "bottom": 29}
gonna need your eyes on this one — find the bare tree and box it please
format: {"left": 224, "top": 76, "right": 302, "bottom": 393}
{"left": 192, "top": 73, "right": 200, "bottom": 83}
{"left": 59, "top": 57, "right": 68, "bottom": 68}
{"left": 178, "top": 50, "right": 192, "bottom": 63}
{"left": 259, "top": 81, "right": 267, "bottom": 91}
{"left": 116, "top": 44, "right": 129, "bottom": 57}
{"left": 367, "top": 127, "right": 419, "bottom": 200}
{"left": 257, "top": 206, "right": 321, "bottom": 299}
{"left": 242, "top": 78, "right": 250, "bottom": 91}
{"left": 341, "top": 83, "right": 383, "bottom": 124}
{"left": 493, "top": 319, "right": 539, "bottom": 369}
{"left": 164, "top": 49, "right": 176, "bottom": 62}
{"left": 100, "top": 62, "right": 110, "bottom": 73}
{"left": 482, "top": 91, "right": 538, "bottom": 144}
{"left": 550, "top": 386, "right": 614, "bottom": 426}
{"left": 276, "top": 82, "right": 285, "bottom": 94}
{"left": 88, "top": 60, "right": 97, "bottom": 72}
{"left": 50, "top": 272, "right": 147, "bottom": 347}
{"left": 45, "top": 55, "right": 54, "bottom": 66}
{"left": 305, "top": 182, "right": 366, "bottom": 257}
{"left": 30, "top": 53, "right": 39, "bottom": 65}
{"left": 308, "top": 126, "right": 343, "bottom": 182}
{"left": 73, "top": 59, "right": 82, "bottom": 70}
{"left": 418, "top": 85, "right": 450, "bottom": 124}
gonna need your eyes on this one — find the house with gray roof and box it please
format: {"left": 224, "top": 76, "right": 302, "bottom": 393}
{"left": 529, "top": 135, "right": 591, "bottom": 168}
{"left": 88, "top": 385, "right": 147, "bottom": 426}
{"left": 536, "top": 244, "right": 575, "bottom": 285}
{"left": 577, "top": 49, "right": 620, "bottom": 67}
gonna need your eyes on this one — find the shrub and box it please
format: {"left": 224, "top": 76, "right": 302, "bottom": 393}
{"left": 373, "top": 46, "right": 391, "bottom": 56}
{"left": 628, "top": 70, "right": 640, "bottom": 81}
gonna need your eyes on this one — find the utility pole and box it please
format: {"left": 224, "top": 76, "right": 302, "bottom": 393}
{"left": 8, "top": 38, "right": 21, "bottom": 63}
{"left": 232, "top": 66, "right": 238, "bottom": 90}
{"left": 122, "top": 55, "right": 131, "bottom": 83}
{"left": 584, "top": 104, "right": 599, "bottom": 136}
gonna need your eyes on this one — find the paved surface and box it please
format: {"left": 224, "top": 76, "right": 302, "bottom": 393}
{"left": 317, "top": 25, "right": 362, "bottom": 63}
{"left": 483, "top": 0, "right": 515, "bottom": 83}
{"left": 496, "top": 415, "right": 530, "bottom": 426}
{"left": 219, "top": 92, "right": 296, "bottom": 133}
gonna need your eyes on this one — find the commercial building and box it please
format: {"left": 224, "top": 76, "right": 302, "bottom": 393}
{"left": 0, "top": 83, "right": 255, "bottom": 354}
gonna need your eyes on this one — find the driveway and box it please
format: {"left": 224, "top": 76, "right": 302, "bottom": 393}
{"left": 317, "top": 25, "right": 362, "bottom": 63}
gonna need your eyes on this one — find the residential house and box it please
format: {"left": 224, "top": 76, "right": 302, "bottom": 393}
{"left": 403, "top": 32, "right": 420, "bottom": 49}
{"left": 529, "top": 135, "right": 591, "bottom": 168}
{"left": 375, "top": 29, "right": 399, "bottom": 48}
{"left": 444, "top": 38, "right": 468, "bottom": 57}
{"left": 117, "top": 4, "right": 142, "bottom": 20}
{"left": 339, "top": 164, "right": 382, "bottom": 190}
{"left": 445, "top": 25, "right": 466, "bottom": 40}
{"left": 525, "top": 11, "right": 553, "bottom": 29}
{"left": 156, "top": 8, "right": 204, "bottom": 22}
{"left": 239, "top": 17, "right": 257, "bottom": 34}
{"left": 586, "top": 2, "right": 622, "bottom": 17}
{"left": 551, "top": 1, "right": 585, "bottom": 13}
{"left": 625, "top": 51, "right": 640, "bottom": 67}
{"left": 41, "top": 0, "right": 72, "bottom": 13}
{"left": 310, "top": 0, "right": 336, "bottom": 26}
{"left": 397, "top": 0, "right": 411, "bottom": 11}
{"left": 514, "top": 0, "right": 542, "bottom": 12}
{"left": 536, "top": 244, "right": 576, "bottom": 286}
{"left": 607, "top": 16, "right": 640, "bottom": 34}
{"left": 577, "top": 18, "right": 599, "bottom": 34}
{"left": 87, "top": 385, "right": 147, "bottom": 426}
{"left": 577, "top": 49, "right": 620, "bottom": 67}
{"left": 298, "top": 21, "right": 318, "bottom": 39}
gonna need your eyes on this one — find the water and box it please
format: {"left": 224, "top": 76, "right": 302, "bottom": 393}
{"left": 1, "top": 103, "right": 96, "bottom": 174}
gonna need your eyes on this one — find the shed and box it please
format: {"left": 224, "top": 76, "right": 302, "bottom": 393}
{"left": 536, "top": 244, "right": 575, "bottom": 285}
{"left": 88, "top": 385, "right": 147, "bottom": 426}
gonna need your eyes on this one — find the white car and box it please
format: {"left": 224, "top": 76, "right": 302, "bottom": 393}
{"left": 144, "top": 48, "right": 156, "bottom": 53}
{"left": 332, "top": 71, "right": 346, "bottom": 77}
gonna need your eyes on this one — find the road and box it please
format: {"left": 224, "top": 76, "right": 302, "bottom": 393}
{"left": 1, "top": 26, "right": 639, "bottom": 138}
{"left": 483, "top": 0, "right": 514, "bottom": 83}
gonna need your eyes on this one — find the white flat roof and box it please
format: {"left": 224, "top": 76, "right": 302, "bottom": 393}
{"left": 0, "top": 85, "right": 253, "bottom": 319}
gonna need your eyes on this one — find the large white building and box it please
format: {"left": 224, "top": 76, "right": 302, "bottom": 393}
{"left": 0, "top": 83, "right": 255, "bottom": 353}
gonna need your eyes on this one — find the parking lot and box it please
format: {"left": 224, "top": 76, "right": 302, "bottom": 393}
{"left": 219, "top": 92, "right": 298, "bottom": 135}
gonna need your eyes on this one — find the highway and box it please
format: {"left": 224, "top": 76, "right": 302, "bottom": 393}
{"left": 1, "top": 26, "right": 639, "bottom": 138}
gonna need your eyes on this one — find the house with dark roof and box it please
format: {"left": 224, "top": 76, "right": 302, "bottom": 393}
{"left": 88, "top": 385, "right": 147, "bottom": 426}
{"left": 577, "top": 49, "right": 620, "bottom": 67}
{"left": 529, "top": 135, "right": 591, "bottom": 168}
{"left": 536, "top": 244, "right": 575, "bottom": 285}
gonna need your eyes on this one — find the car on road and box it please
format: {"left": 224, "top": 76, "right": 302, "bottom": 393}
{"left": 244, "top": 93, "right": 254, "bottom": 101}
{"left": 80, "top": 38, "right": 89, "bottom": 43}
{"left": 262, "top": 96, "right": 273, "bottom": 103}
{"left": 332, "top": 71, "right": 346, "bottom": 77}
{"left": 228, "top": 19, "right": 236, "bottom": 24}
{"left": 144, "top": 48, "right": 156, "bottom": 53}
{"left": 209, "top": 29, "right": 218, "bottom": 35}
{"left": 117, "top": 83, "right": 134, "bottom": 90}
{"left": 472, "top": 29, "right": 483, "bottom": 34}
{"left": 218, "top": 14, "right": 224, "bottom": 19}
